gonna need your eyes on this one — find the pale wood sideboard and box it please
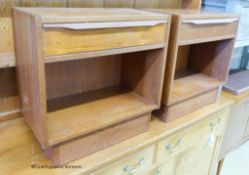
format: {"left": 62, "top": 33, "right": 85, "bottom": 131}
{"left": 216, "top": 90, "right": 249, "bottom": 175}
{"left": 220, "top": 90, "right": 249, "bottom": 158}
{"left": 0, "top": 96, "right": 233, "bottom": 175}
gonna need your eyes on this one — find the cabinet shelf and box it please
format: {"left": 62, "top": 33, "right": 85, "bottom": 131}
{"left": 47, "top": 91, "right": 156, "bottom": 145}
{"left": 170, "top": 73, "right": 223, "bottom": 104}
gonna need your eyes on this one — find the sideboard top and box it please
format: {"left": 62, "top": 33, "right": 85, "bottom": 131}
{"left": 0, "top": 96, "right": 233, "bottom": 174}
{"left": 13, "top": 8, "right": 169, "bottom": 23}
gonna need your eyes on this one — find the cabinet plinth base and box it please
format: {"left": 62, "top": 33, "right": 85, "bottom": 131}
{"left": 45, "top": 113, "right": 151, "bottom": 165}
{"left": 154, "top": 89, "right": 219, "bottom": 122}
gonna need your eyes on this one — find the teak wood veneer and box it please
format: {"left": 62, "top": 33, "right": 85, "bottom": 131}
{"left": 149, "top": 9, "right": 239, "bottom": 122}
{"left": 12, "top": 8, "right": 170, "bottom": 164}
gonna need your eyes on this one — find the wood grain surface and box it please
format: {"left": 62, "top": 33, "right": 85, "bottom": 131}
{"left": 0, "top": 0, "right": 202, "bottom": 123}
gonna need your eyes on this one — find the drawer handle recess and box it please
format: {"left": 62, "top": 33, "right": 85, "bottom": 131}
{"left": 182, "top": 18, "right": 238, "bottom": 25}
{"left": 165, "top": 138, "right": 183, "bottom": 153}
{"left": 123, "top": 157, "right": 145, "bottom": 175}
{"left": 43, "top": 20, "right": 167, "bottom": 30}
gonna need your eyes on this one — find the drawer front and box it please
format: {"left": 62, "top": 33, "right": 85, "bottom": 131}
{"left": 178, "top": 18, "right": 238, "bottom": 43}
{"left": 146, "top": 157, "right": 177, "bottom": 175}
{"left": 174, "top": 135, "right": 217, "bottom": 175}
{"left": 89, "top": 145, "right": 155, "bottom": 175}
{"left": 42, "top": 22, "right": 167, "bottom": 56}
{"left": 156, "top": 109, "right": 226, "bottom": 163}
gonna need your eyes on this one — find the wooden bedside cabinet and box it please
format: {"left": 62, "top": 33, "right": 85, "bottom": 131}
{"left": 149, "top": 9, "right": 239, "bottom": 122}
{"left": 12, "top": 8, "right": 170, "bottom": 164}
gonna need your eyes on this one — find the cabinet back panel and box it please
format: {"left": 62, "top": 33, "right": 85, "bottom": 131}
{"left": 0, "top": 68, "right": 20, "bottom": 121}
{"left": 45, "top": 55, "right": 121, "bottom": 99}
{"left": 188, "top": 39, "right": 234, "bottom": 81}
{"left": 0, "top": 68, "right": 17, "bottom": 98}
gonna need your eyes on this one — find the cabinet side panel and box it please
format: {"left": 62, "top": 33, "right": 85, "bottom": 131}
{"left": 121, "top": 48, "right": 166, "bottom": 107}
{"left": 12, "top": 9, "right": 47, "bottom": 148}
{"left": 161, "top": 16, "right": 180, "bottom": 106}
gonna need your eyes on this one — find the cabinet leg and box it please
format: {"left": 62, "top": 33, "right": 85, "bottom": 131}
{"left": 217, "top": 159, "right": 224, "bottom": 175}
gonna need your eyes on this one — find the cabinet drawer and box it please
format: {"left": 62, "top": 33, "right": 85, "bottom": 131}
{"left": 89, "top": 145, "right": 155, "bottom": 175}
{"left": 146, "top": 157, "right": 177, "bottom": 175}
{"left": 156, "top": 109, "right": 225, "bottom": 162}
{"left": 179, "top": 18, "right": 238, "bottom": 43}
{"left": 42, "top": 21, "right": 167, "bottom": 56}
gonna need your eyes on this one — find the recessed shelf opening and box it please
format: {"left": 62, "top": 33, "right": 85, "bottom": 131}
{"left": 170, "top": 39, "right": 234, "bottom": 104}
{"left": 45, "top": 48, "right": 164, "bottom": 145}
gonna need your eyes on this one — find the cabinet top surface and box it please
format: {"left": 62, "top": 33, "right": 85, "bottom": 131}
{"left": 222, "top": 90, "right": 249, "bottom": 104}
{"left": 13, "top": 8, "right": 169, "bottom": 23}
{"left": 0, "top": 96, "right": 233, "bottom": 174}
{"left": 146, "top": 9, "right": 239, "bottom": 19}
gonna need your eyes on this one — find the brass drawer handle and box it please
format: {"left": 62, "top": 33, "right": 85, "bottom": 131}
{"left": 156, "top": 169, "right": 161, "bottom": 175}
{"left": 123, "top": 157, "right": 145, "bottom": 175}
{"left": 165, "top": 138, "right": 183, "bottom": 153}
{"left": 209, "top": 118, "right": 221, "bottom": 132}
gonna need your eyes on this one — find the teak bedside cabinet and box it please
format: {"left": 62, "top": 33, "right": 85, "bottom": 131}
{"left": 150, "top": 9, "right": 239, "bottom": 122}
{"left": 12, "top": 8, "right": 170, "bottom": 164}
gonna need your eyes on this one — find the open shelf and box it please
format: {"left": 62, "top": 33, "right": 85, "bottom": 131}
{"left": 170, "top": 73, "right": 223, "bottom": 104}
{"left": 44, "top": 48, "right": 165, "bottom": 145}
{"left": 168, "top": 39, "right": 233, "bottom": 105}
{"left": 47, "top": 91, "right": 156, "bottom": 145}
{"left": 47, "top": 85, "right": 129, "bottom": 112}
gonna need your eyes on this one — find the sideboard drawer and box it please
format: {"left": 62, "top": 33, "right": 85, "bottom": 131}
{"left": 42, "top": 21, "right": 167, "bottom": 56}
{"left": 179, "top": 18, "right": 238, "bottom": 43}
{"left": 243, "top": 100, "right": 249, "bottom": 138}
{"left": 145, "top": 157, "right": 177, "bottom": 175}
{"left": 89, "top": 145, "right": 155, "bottom": 175}
{"left": 156, "top": 109, "right": 225, "bottom": 162}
